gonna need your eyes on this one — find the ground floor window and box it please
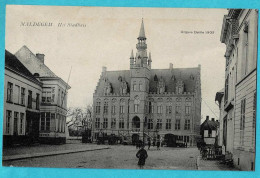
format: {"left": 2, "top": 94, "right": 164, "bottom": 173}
{"left": 184, "top": 136, "right": 189, "bottom": 142}
{"left": 13, "top": 112, "right": 19, "bottom": 135}
{"left": 94, "top": 133, "right": 99, "bottom": 139}
{"left": 40, "top": 112, "right": 51, "bottom": 131}
{"left": 57, "top": 114, "right": 65, "bottom": 133}
{"left": 20, "top": 113, "right": 24, "bottom": 134}
{"left": 6, "top": 110, "right": 12, "bottom": 134}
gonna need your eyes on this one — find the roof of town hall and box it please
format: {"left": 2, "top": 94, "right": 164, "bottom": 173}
{"left": 95, "top": 66, "right": 200, "bottom": 95}
{"left": 5, "top": 50, "right": 42, "bottom": 85}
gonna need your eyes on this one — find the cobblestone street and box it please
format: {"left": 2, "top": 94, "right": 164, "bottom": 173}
{"left": 3, "top": 144, "right": 199, "bottom": 170}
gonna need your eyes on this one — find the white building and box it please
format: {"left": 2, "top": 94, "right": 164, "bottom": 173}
{"left": 220, "top": 9, "right": 257, "bottom": 171}
{"left": 3, "top": 46, "right": 71, "bottom": 146}
{"left": 3, "top": 50, "right": 42, "bottom": 146}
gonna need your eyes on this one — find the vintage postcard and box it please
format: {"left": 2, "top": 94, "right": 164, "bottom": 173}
{"left": 1, "top": 5, "right": 257, "bottom": 171}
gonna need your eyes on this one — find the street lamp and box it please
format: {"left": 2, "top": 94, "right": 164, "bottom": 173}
{"left": 143, "top": 118, "right": 147, "bottom": 144}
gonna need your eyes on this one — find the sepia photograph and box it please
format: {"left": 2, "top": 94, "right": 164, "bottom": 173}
{"left": 1, "top": 5, "right": 257, "bottom": 171}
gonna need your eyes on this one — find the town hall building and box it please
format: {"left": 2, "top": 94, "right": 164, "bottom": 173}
{"left": 92, "top": 20, "right": 202, "bottom": 146}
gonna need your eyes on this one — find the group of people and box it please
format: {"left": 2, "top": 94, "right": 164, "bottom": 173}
{"left": 135, "top": 137, "right": 162, "bottom": 169}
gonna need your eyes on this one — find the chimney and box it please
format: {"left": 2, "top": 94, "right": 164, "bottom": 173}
{"left": 36, "top": 53, "right": 45, "bottom": 63}
{"left": 211, "top": 118, "right": 215, "bottom": 121}
{"left": 206, "top": 116, "right": 209, "bottom": 120}
{"left": 169, "top": 63, "right": 173, "bottom": 69}
{"left": 102, "top": 66, "right": 107, "bottom": 73}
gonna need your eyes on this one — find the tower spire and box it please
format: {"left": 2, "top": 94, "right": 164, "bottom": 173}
{"left": 130, "top": 49, "right": 134, "bottom": 59}
{"left": 138, "top": 18, "right": 146, "bottom": 39}
{"left": 149, "top": 52, "right": 152, "bottom": 61}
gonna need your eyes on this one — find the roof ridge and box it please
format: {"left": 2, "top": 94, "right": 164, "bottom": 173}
{"left": 15, "top": 46, "right": 58, "bottom": 77}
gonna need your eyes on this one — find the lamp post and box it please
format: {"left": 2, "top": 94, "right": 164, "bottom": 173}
{"left": 143, "top": 118, "right": 147, "bottom": 144}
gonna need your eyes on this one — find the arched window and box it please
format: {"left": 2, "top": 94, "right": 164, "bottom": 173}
{"left": 104, "top": 99, "right": 109, "bottom": 114}
{"left": 134, "top": 96, "right": 140, "bottom": 113}
{"left": 95, "top": 99, "right": 101, "bottom": 114}
{"left": 120, "top": 98, "right": 125, "bottom": 114}
{"left": 166, "top": 98, "right": 172, "bottom": 115}
{"left": 149, "top": 99, "right": 154, "bottom": 114}
{"left": 119, "top": 116, "right": 124, "bottom": 129}
{"left": 139, "top": 81, "right": 143, "bottom": 91}
{"left": 133, "top": 81, "right": 138, "bottom": 91}
{"left": 185, "top": 98, "right": 192, "bottom": 115}
{"left": 148, "top": 118, "right": 153, "bottom": 129}
{"left": 111, "top": 98, "right": 117, "bottom": 114}
{"left": 157, "top": 98, "right": 163, "bottom": 114}
{"left": 176, "top": 98, "right": 182, "bottom": 115}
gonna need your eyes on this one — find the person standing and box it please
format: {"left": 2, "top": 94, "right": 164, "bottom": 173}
{"left": 156, "top": 136, "right": 160, "bottom": 150}
{"left": 147, "top": 139, "right": 151, "bottom": 150}
{"left": 136, "top": 145, "right": 148, "bottom": 169}
{"left": 153, "top": 138, "right": 156, "bottom": 147}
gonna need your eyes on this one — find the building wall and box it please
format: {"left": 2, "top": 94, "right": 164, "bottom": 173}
{"left": 236, "top": 10, "right": 258, "bottom": 83}
{"left": 92, "top": 93, "right": 199, "bottom": 145}
{"left": 233, "top": 70, "right": 256, "bottom": 170}
{"left": 3, "top": 69, "right": 42, "bottom": 146}
{"left": 220, "top": 9, "right": 257, "bottom": 171}
{"left": 233, "top": 9, "right": 257, "bottom": 171}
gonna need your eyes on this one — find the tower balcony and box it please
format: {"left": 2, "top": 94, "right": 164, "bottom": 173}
{"left": 136, "top": 43, "right": 147, "bottom": 50}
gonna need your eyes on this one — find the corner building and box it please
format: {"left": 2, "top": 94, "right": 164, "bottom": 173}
{"left": 14, "top": 46, "right": 71, "bottom": 144}
{"left": 92, "top": 20, "right": 201, "bottom": 146}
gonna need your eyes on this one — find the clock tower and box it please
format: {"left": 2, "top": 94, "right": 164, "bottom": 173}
{"left": 129, "top": 19, "right": 152, "bottom": 139}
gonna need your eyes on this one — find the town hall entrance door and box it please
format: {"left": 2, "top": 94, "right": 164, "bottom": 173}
{"left": 132, "top": 116, "right": 140, "bottom": 132}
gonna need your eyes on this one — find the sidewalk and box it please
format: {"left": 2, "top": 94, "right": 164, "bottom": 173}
{"left": 196, "top": 156, "right": 239, "bottom": 171}
{"left": 3, "top": 143, "right": 110, "bottom": 161}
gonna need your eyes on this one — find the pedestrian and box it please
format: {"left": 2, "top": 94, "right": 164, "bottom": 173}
{"left": 136, "top": 144, "right": 148, "bottom": 169}
{"left": 136, "top": 140, "right": 139, "bottom": 149}
{"left": 156, "top": 139, "right": 160, "bottom": 150}
{"left": 148, "top": 139, "right": 151, "bottom": 150}
{"left": 153, "top": 138, "right": 156, "bottom": 147}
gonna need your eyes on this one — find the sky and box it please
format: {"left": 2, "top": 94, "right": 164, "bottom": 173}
{"left": 5, "top": 5, "right": 228, "bottom": 122}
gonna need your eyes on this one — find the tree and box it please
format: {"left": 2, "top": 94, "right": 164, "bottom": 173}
{"left": 66, "top": 106, "right": 93, "bottom": 136}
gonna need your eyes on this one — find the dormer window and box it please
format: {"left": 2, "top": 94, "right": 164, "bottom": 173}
{"left": 103, "top": 79, "right": 112, "bottom": 95}
{"left": 176, "top": 80, "right": 184, "bottom": 94}
{"left": 157, "top": 77, "right": 165, "bottom": 94}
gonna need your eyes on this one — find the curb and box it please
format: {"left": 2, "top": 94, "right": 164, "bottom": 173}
{"left": 3, "top": 147, "right": 110, "bottom": 161}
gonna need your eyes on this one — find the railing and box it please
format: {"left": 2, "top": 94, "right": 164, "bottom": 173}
{"left": 201, "top": 146, "right": 222, "bottom": 160}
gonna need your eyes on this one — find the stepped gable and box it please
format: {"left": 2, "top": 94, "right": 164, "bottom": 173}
{"left": 95, "top": 70, "right": 131, "bottom": 95}
{"left": 149, "top": 67, "right": 199, "bottom": 93}
{"left": 15, "top": 45, "right": 57, "bottom": 77}
{"left": 5, "top": 50, "right": 40, "bottom": 84}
